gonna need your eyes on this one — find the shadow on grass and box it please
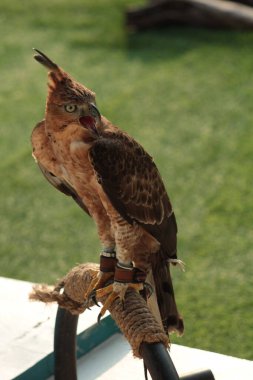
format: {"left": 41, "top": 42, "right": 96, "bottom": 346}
{"left": 126, "top": 26, "right": 253, "bottom": 62}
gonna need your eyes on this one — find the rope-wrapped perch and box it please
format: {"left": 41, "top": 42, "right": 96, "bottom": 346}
{"left": 30, "top": 263, "right": 169, "bottom": 358}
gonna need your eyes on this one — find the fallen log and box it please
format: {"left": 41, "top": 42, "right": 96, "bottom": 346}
{"left": 224, "top": 0, "right": 253, "bottom": 6}
{"left": 126, "top": 0, "right": 253, "bottom": 31}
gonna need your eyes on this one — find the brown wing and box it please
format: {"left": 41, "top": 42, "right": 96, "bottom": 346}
{"left": 90, "top": 132, "right": 182, "bottom": 335}
{"left": 89, "top": 132, "right": 177, "bottom": 256}
{"left": 32, "top": 120, "right": 89, "bottom": 215}
{"left": 37, "top": 162, "right": 90, "bottom": 215}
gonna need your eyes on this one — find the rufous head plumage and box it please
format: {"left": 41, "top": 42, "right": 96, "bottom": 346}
{"left": 33, "top": 49, "right": 101, "bottom": 133}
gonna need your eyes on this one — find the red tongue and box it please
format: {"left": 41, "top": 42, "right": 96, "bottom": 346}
{"left": 79, "top": 116, "right": 95, "bottom": 128}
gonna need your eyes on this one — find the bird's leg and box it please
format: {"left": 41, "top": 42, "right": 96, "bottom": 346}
{"left": 84, "top": 248, "right": 117, "bottom": 306}
{"left": 96, "top": 262, "right": 147, "bottom": 321}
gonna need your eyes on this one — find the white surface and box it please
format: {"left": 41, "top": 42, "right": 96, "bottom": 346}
{"left": 0, "top": 276, "right": 104, "bottom": 380}
{"left": 1, "top": 276, "right": 252, "bottom": 380}
{"left": 0, "top": 277, "right": 56, "bottom": 380}
{"left": 75, "top": 334, "right": 253, "bottom": 380}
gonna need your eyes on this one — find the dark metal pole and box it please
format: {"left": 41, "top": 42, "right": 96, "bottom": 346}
{"left": 140, "top": 342, "right": 180, "bottom": 380}
{"left": 54, "top": 307, "right": 78, "bottom": 380}
{"left": 54, "top": 307, "right": 215, "bottom": 380}
{"left": 180, "top": 370, "right": 215, "bottom": 380}
{"left": 140, "top": 342, "right": 215, "bottom": 380}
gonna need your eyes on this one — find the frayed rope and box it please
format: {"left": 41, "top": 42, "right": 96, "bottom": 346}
{"left": 29, "top": 262, "right": 169, "bottom": 357}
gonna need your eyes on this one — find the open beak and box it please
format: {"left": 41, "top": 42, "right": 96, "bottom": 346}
{"left": 89, "top": 103, "right": 101, "bottom": 122}
{"left": 79, "top": 103, "right": 101, "bottom": 132}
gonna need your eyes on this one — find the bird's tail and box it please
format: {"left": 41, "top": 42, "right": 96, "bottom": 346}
{"left": 147, "top": 255, "right": 184, "bottom": 336}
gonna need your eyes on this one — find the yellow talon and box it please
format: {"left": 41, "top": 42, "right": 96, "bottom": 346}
{"left": 97, "top": 291, "right": 119, "bottom": 322}
{"left": 96, "top": 281, "right": 144, "bottom": 322}
{"left": 84, "top": 272, "right": 114, "bottom": 304}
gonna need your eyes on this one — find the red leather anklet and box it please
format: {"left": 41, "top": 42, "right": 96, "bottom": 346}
{"left": 114, "top": 264, "right": 146, "bottom": 283}
{"left": 100, "top": 254, "right": 117, "bottom": 273}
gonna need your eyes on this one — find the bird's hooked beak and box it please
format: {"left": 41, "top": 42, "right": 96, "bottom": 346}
{"left": 79, "top": 103, "right": 101, "bottom": 133}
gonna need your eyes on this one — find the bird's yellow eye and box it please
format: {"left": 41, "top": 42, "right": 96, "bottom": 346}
{"left": 64, "top": 104, "right": 77, "bottom": 113}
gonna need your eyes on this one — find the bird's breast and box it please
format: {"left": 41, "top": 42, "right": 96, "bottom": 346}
{"left": 70, "top": 139, "right": 91, "bottom": 154}
{"left": 56, "top": 138, "right": 98, "bottom": 195}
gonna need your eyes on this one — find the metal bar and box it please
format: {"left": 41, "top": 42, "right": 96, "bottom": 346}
{"left": 140, "top": 342, "right": 180, "bottom": 380}
{"left": 140, "top": 342, "right": 215, "bottom": 380}
{"left": 180, "top": 370, "right": 215, "bottom": 380}
{"left": 54, "top": 307, "right": 78, "bottom": 380}
{"left": 54, "top": 307, "right": 215, "bottom": 380}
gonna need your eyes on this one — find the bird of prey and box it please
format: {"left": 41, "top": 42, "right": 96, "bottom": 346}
{"left": 31, "top": 49, "right": 184, "bottom": 335}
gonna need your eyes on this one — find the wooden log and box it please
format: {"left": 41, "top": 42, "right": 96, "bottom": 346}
{"left": 126, "top": 0, "right": 253, "bottom": 31}
{"left": 151, "top": 0, "right": 253, "bottom": 5}
{"left": 214, "top": 0, "right": 253, "bottom": 6}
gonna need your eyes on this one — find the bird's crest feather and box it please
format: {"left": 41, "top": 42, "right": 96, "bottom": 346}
{"left": 33, "top": 49, "right": 59, "bottom": 72}
{"left": 33, "top": 48, "right": 95, "bottom": 102}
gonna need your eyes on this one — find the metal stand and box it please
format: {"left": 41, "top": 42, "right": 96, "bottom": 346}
{"left": 54, "top": 307, "right": 78, "bottom": 380}
{"left": 54, "top": 307, "right": 215, "bottom": 380}
{"left": 140, "top": 343, "right": 180, "bottom": 380}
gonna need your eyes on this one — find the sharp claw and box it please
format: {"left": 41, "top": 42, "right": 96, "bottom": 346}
{"left": 89, "top": 289, "right": 95, "bottom": 297}
{"left": 92, "top": 294, "right": 101, "bottom": 307}
{"left": 82, "top": 299, "right": 90, "bottom": 309}
{"left": 144, "top": 282, "right": 153, "bottom": 298}
{"left": 88, "top": 289, "right": 100, "bottom": 307}
{"left": 97, "top": 312, "right": 102, "bottom": 324}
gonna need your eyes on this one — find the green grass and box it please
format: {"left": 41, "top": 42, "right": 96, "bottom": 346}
{"left": 0, "top": 0, "right": 253, "bottom": 360}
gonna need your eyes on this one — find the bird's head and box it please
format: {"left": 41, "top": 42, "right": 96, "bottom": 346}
{"left": 33, "top": 49, "right": 101, "bottom": 134}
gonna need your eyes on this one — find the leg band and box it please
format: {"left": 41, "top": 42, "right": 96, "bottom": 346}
{"left": 100, "top": 252, "right": 117, "bottom": 273}
{"left": 114, "top": 263, "right": 146, "bottom": 283}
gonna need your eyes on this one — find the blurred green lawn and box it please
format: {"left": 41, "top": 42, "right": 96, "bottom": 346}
{"left": 0, "top": 0, "right": 252, "bottom": 360}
